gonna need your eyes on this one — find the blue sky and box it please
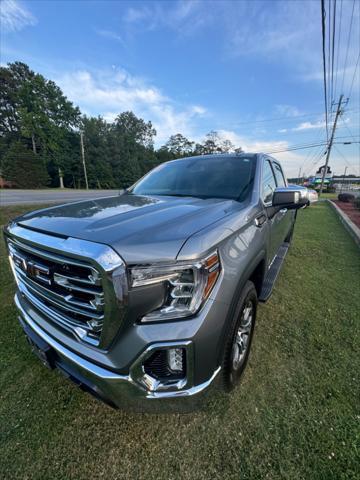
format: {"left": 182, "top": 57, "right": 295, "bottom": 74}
{"left": 1, "top": 0, "right": 359, "bottom": 177}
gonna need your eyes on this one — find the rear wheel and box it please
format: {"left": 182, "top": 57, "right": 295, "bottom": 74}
{"left": 220, "top": 281, "right": 257, "bottom": 391}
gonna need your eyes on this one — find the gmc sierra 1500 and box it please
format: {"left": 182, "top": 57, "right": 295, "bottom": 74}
{"left": 4, "top": 153, "right": 307, "bottom": 411}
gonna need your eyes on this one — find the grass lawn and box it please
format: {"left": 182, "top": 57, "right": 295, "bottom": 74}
{"left": 319, "top": 192, "right": 338, "bottom": 200}
{"left": 0, "top": 202, "right": 359, "bottom": 479}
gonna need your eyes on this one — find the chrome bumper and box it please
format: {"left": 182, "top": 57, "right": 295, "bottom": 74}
{"left": 15, "top": 293, "right": 221, "bottom": 412}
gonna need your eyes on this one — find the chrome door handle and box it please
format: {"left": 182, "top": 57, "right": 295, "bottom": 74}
{"left": 279, "top": 208, "right": 287, "bottom": 214}
{"left": 255, "top": 213, "right": 267, "bottom": 227}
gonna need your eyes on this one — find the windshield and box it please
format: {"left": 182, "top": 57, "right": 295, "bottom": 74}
{"left": 131, "top": 155, "right": 257, "bottom": 201}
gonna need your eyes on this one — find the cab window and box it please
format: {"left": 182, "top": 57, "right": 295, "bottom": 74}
{"left": 272, "top": 162, "right": 286, "bottom": 187}
{"left": 262, "top": 160, "right": 277, "bottom": 204}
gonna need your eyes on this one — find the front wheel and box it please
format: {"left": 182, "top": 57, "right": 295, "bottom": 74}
{"left": 220, "top": 281, "right": 257, "bottom": 391}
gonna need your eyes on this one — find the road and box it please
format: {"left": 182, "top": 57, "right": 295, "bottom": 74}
{"left": 0, "top": 189, "right": 123, "bottom": 206}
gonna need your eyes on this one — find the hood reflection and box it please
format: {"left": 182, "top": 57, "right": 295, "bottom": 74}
{"left": 21, "top": 194, "right": 162, "bottom": 220}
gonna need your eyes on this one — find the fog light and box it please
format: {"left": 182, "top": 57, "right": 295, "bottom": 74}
{"left": 167, "top": 348, "right": 184, "bottom": 372}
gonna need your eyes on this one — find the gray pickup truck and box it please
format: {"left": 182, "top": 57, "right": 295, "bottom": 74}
{"left": 4, "top": 153, "right": 307, "bottom": 411}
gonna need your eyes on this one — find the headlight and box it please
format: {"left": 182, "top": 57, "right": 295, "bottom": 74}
{"left": 130, "top": 251, "right": 221, "bottom": 322}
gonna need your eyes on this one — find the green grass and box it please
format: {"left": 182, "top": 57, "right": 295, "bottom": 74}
{"left": 0, "top": 202, "right": 359, "bottom": 480}
{"left": 319, "top": 192, "right": 337, "bottom": 199}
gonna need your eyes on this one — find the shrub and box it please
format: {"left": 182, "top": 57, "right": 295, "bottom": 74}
{"left": 338, "top": 193, "right": 355, "bottom": 203}
{"left": 2, "top": 141, "right": 49, "bottom": 188}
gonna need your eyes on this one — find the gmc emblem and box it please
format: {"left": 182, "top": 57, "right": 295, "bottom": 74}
{"left": 25, "top": 260, "right": 52, "bottom": 285}
{"left": 26, "top": 261, "right": 38, "bottom": 278}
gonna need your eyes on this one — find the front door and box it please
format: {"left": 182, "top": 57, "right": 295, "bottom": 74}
{"left": 262, "top": 159, "right": 291, "bottom": 266}
{"left": 271, "top": 161, "right": 295, "bottom": 244}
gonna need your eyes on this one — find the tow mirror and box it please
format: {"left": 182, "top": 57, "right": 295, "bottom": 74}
{"left": 272, "top": 187, "right": 308, "bottom": 210}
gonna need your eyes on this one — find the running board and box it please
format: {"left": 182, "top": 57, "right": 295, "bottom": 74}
{"left": 259, "top": 242, "right": 290, "bottom": 302}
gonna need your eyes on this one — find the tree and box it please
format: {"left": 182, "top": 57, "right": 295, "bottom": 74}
{"left": 221, "top": 139, "right": 235, "bottom": 153}
{"left": 0, "top": 61, "right": 246, "bottom": 190}
{"left": 81, "top": 116, "right": 115, "bottom": 188}
{"left": 2, "top": 141, "right": 49, "bottom": 188}
{"left": 0, "top": 62, "right": 81, "bottom": 189}
{"left": 201, "top": 131, "right": 222, "bottom": 154}
{"left": 163, "top": 133, "right": 194, "bottom": 157}
{"left": 107, "top": 111, "right": 157, "bottom": 187}
{"left": 113, "top": 111, "right": 156, "bottom": 148}
{"left": 234, "top": 146, "right": 244, "bottom": 154}
{"left": 0, "top": 62, "right": 80, "bottom": 155}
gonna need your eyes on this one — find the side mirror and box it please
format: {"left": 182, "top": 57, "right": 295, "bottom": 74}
{"left": 272, "top": 187, "right": 308, "bottom": 210}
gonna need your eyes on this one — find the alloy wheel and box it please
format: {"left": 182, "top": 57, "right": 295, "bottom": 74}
{"left": 231, "top": 300, "right": 253, "bottom": 370}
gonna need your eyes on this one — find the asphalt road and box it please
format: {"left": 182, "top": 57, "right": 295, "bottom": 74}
{"left": 0, "top": 189, "right": 122, "bottom": 206}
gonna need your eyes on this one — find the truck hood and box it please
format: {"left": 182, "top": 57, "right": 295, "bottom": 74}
{"left": 16, "top": 193, "right": 239, "bottom": 263}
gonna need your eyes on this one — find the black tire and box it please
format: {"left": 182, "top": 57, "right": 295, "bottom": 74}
{"left": 220, "top": 280, "right": 257, "bottom": 392}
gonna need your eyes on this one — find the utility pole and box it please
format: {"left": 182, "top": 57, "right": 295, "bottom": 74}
{"left": 58, "top": 167, "right": 64, "bottom": 189}
{"left": 31, "top": 134, "right": 36, "bottom": 154}
{"left": 297, "top": 167, "right": 302, "bottom": 184}
{"left": 319, "top": 94, "right": 344, "bottom": 197}
{"left": 80, "top": 132, "right": 89, "bottom": 190}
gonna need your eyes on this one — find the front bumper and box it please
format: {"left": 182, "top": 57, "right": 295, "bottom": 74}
{"left": 15, "top": 292, "right": 221, "bottom": 412}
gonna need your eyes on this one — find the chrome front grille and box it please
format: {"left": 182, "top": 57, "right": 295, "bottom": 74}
{"left": 8, "top": 238, "right": 106, "bottom": 345}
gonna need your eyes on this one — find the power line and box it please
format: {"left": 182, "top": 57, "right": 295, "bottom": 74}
{"left": 340, "top": 0, "right": 356, "bottom": 95}
{"left": 266, "top": 141, "right": 329, "bottom": 154}
{"left": 273, "top": 122, "right": 359, "bottom": 139}
{"left": 319, "top": 94, "right": 344, "bottom": 195}
{"left": 266, "top": 142, "right": 327, "bottom": 154}
{"left": 231, "top": 108, "right": 358, "bottom": 129}
{"left": 328, "top": 0, "right": 332, "bottom": 114}
{"left": 340, "top": 117, "right": 359, "bottom": 142}
{"left": 347, "top": 51, "right": 360, "bottom": 101}
{"left": 321, "top": 0, "right": 330, "bottom": 141}
{"left": 266, "top": 142, "right": 360, "bottom": 155}
{"left": 309, "top": 149, "right": 328, "bottom": 174}
{"left": 333, "top": 0, "right": 343, "bottom": 102}
{"left": 264, "top": 136, "right": 358, "bottom": 155}
{"left": 231, "top": 111, "right": 329, "bottom": 126}
{"left": 333, "top": 144, "right": 352, "bottom": 167}
{"left": 303, "top": 148, "right": 326, "bottom": 177}
{"left": 300, "top": 127, "right": 328, "bottom": 175}
{"left": 330, "top": 0, "right": 337, "bottom": 107}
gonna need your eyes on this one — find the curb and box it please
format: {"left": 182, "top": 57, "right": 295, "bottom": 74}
{"left": 327, "top": 200, "right": 360, "bottom": 248}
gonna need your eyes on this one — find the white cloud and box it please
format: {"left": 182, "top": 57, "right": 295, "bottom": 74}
{"left": 303, "top": 62, "right": 360, "bottom": 91}
{"left": 121, "top": 0, "right": 359, "bottom": 87}
{"left": 54, "top": 66, "right": 317, "bottom": 176}
{"left": 275, "top": 105, "right": 303, "bottom": 117}
{"left": 56, "top": 67, "right": 207, "bottom": 144}
{"left": 124, "top": 6, "right": 149, "bottom": 24}
{"left": 293, "top": 121, "right": 327, "bottom": 131}
{"left": 95, "top": 29, "right": 126, "bottom": 46}
{"left": 123, "top": 0, "right": 210, "bottom": 35}
{"left": 0, "top": 0, "right": 36, "bottom": 32}
{"left": 217, "top": 129, "right": 286, "bottom": 153}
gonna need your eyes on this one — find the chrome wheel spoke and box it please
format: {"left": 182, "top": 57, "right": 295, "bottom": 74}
{"left": 231, "top": 301, "right": 253, "bottom": 370}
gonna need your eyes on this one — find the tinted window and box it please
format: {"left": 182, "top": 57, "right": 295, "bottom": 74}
{"left": 262, "top": 160, "right": 277, "bottom": 204}
{"left": 132, "top": 155, "right": 256, "bottom": 201}
{"left": 273, "top": 162, "right": 286, "bottom": 187}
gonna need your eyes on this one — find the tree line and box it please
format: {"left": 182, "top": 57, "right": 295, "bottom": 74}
{"left": 0, "top": 62, "right": 242, "bottom": 189}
